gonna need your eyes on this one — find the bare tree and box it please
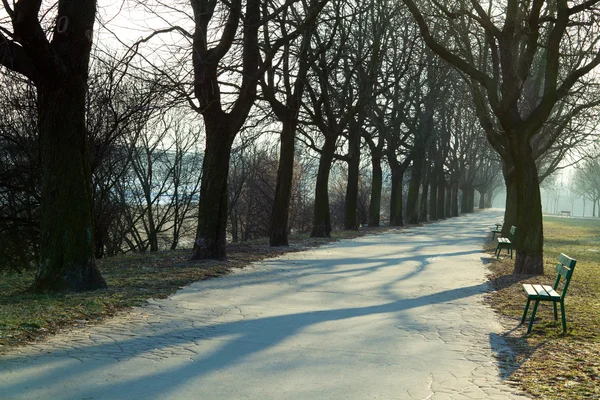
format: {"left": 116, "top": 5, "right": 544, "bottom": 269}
{"left": 1, "top": 0, "right": 106, "bottom": 291}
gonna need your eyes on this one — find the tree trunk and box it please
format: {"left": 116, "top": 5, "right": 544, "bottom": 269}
{"left": 502, "top": 165, "right": 518, "bottom": 236}
{"left": 389, "top": 165, "right": 406, "bottom": 226}
{"left": 406, "top": 152, "right": 423, "bottom": 224}
{"left": 270, "top": 119, "right": 296, "bottom": 246}
{"left": 477, "top": 190, "right": 484, "bottom": 209}
{"left": 344, "top": 125, "right": 361, "bottom": 230}
{"left": 192, "top": 117, "right": 234, "bottom": 260}
{"left": 451, "top": 181, "right": 459, "bottom": 217}
{"left": 419, "top": 161, "right": 430, "bottom": 222}
{"left": 436, "top": 167, "right": 446, "bottom": 219}
{"left": 368, "top": 156, "right": 383, "bottom": 227}
{"left": 511, "top": 140, "right": 544, "bottom": 275}
{"left": 429, "top": 164, "right": 438, "bottom": 221}
{"left": 311, "top": 135, "right": 336, "bottom": 237}
{"left": 445, "top": 185, "right": 452, "bottom": 218}
{"left": 34, "top": 83, "right": 107, "bottom": 292}
{"left": 461, "top": 187, "right": 475, "bottom": 214}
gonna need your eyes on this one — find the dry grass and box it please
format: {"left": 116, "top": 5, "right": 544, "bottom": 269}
{"left": 486, "top": 216, "right": 600, "bottom": 399}
{"left": 0, "top": 228, "right": 379, "bottom": 353}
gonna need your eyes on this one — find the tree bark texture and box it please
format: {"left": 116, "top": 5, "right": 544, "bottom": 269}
{"left": 344, "top": 124, "right": 361, "bottom": 230}
{"left": 510, "top": 140, "right": 544, "bottom": 274}
{"left": 311, "top": 136, "right": 336, "bottom": 237}
{"left": 34, "top": 78, "right": 107, "bottom": 292}
{"left": 270, "top": 120, "right": 296, "bottom": 246}
{"left": 451, "top": 182, "right": 459, "bottom": 217}
{"left": 418, "top": 159, "right": 430, "bottom": 223}
{"left": 368, "top": 156, "right": 383, "bottom": 227}
{"left": 429, "top": 164, "right": 438, "bottom": 221}
{"left": 192, "top": 118, "right": 234, "bottom": 260}
{"left": 436, "top": 166, "right": 446, "bottom": 219}
{"left": 406, "top": 150, "right": 424, "bottom": 224}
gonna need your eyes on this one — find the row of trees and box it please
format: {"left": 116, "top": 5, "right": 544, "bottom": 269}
{"left": 2, "top": 0, "right": 599, "bottom": 290}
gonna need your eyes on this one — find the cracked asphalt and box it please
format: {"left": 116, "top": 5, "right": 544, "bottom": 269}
{"left": 0, "top": 209, "right": 528, "bottom": 399}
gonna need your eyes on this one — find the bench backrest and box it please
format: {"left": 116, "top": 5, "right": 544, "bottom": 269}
{"left": 554, "top": 253, "right": 577, "bottom": 299}
{"left": 508, "top": 226, "right": 517, "bottom": 240}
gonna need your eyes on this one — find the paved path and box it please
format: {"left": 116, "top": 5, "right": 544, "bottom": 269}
{"left": 1, "top": 209, "right": 527, "bottom": 399}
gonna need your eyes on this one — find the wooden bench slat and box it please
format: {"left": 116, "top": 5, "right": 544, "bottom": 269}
{"left": 532, "top": 284, "right": 549, "bottom": 298}
{"left": 523, "top": 284, "right": 537, "bottom": 297}
{"left": 542, "top": 285, "right": 560, "bottom": 299}
{"left": 556, "top": 264, "right": 571, "bottom": 279}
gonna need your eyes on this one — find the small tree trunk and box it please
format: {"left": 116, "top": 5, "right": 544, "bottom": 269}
{"left": 451, "top": 182, "right": 459, "bottom": 217}
{"left": 368, "top": 156, "right": 382, "bottom": 227}
{"left": 34, "top": 84, "right": 107, "bottom": 292}
{"left": 419, "top": 162, "right": 430, "bottom": 222}
{"left": 311, "top": 135, "right": 336, "bottom": 237}
{"left": 344, "top": 125, "right": 361, "bottom": 230}
{"left": 270, "top": 119, "right": 296, "bottom": 246}
{"left": 192, "top": 117, "right": 234, "bottom": 260}
{"left": 429, "top": 164, "right": 438, "bottom": 221}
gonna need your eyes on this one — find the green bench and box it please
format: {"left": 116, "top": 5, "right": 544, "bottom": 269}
{"left": 495, "top": 225, "right": 516, "bottom": 259}
{"left": 520, "top": 253, "right": 577, "bottom": 334}
{"left": 491, "top": 223, "right": 502, "bottom": 239}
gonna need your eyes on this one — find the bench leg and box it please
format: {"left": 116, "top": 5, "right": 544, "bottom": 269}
{"left": 553, "top": 302, "right": 558, "bottom": 321}
{"left": 560, "top": 301, "right": 567, "bottom": 333}
{"left": 492, "top": 232, "right": 496, "bottom": 240}
{"left": 527, "top": 299, "right": 540, "bottom": 334}
{"left": 521, "top": 299, "right": 531, "bottom": 324}
{"left": 495, "top": 245, "right": 500, "bottom": 258}
{"left": 510, "top": 246, "right": 513, "bottom": 259}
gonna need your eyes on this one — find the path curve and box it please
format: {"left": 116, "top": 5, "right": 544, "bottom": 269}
{"left": 0, "top": 209, "right": 527, "bottom": 399}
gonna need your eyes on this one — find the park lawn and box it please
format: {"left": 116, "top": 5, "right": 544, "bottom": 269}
{"left": 487, "top": 216, "right": 600, "bottom": 399}
{"left": 0, "top": 230, "right": 369, "bottom": 352}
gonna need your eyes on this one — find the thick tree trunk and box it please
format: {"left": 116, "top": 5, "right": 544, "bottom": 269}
{"left": 436, "top": 168, "right": 446, "bottom": 219}
{"left": 389, "top": 166, "right": 406, "bottom": 226}
{"left": 451, "top": 181, "right": 459, "bottom": 217}
{"left": 34, "top": 83, "right": 107, "bottom": 292}
{"left": 502, "top": 165, "right": 518, "bottom": 236}
{"left": 419, "top": 161, "right": 430, "bottom": 222}
{"left": 429, "top": 164, "right": 438, "bottom": 221}
{"left": 461, "top": 186, "right": 475, "bottom": 214}
{"left": 406, "top": 153, "right": 423, "bottom": 224}
{"left": 485, "top": 188, "right": 494, "bottom": 208}
{"left": 478, "top": 190, "right": 485, "bottom": 209}
{"left": 270, "top": 119, "right": 296, "bottom": 246}
{"left": 368, "top": 156, "right": 383, "bottom": 227}
{"left": 344, "top": 126, "right": 361, "bottom": 230}
{"left": 511, "top": 141, "right": 544, "bottom": 275}
{"left": 445, "top": 185, "right": 452, "bottom": 218}
{"left": 192, "top": 118, "right": 234, "bottom": 260}
{"left": 311, "top": 136, "right": 336, "bottom": 237}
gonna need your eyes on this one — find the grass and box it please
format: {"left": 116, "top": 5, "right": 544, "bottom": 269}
{"left": 486, "top": 216, "right": 600, "bottom": 399}
{"left": 0, "top": 229, "right": 373, "bottom": 352}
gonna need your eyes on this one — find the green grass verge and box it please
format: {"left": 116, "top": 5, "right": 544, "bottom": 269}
{"left": 487, "top": 216, "right": 600, "bottom": 399}
{"left": 0, "top": 229, "right": 373, "bottom": 352}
